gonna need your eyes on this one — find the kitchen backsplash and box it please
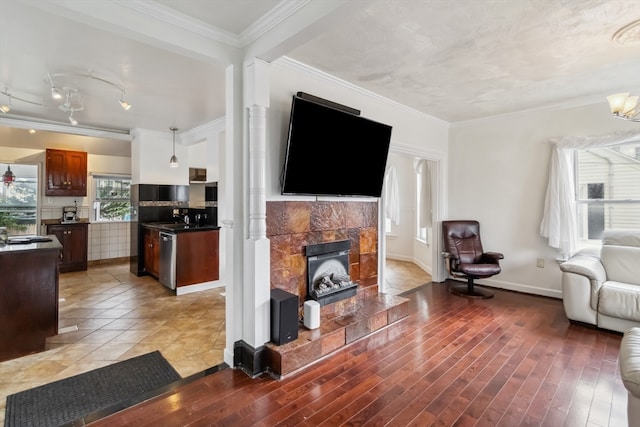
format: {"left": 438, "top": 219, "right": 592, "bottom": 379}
{"left": 88, "top": 222, "right": 130, "bottom": 261}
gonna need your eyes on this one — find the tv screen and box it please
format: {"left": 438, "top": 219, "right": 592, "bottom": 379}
{"left": 281, "top": 94, "right": 392, "bottom": 197}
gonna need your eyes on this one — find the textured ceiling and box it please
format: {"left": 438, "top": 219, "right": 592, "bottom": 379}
{"left": 2, "top": 0, "right": 640, "bottom": 151}
{"left": 287, "top": 0, "right": 640, "bottom": 122}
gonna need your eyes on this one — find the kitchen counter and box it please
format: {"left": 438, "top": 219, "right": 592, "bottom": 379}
{"left": 0, "top": 235, "right": 62, "bottom": 253}
{"left": 140, "top": 223, "right": 220, "bottom": 293}
{"left": 142, "top": 222, "right": 220, "bottom": 233}
{"left": 0, "top": 235, "right": 62, "bottom": 361}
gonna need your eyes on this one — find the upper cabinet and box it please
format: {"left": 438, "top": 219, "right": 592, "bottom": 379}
{"left": 45, "top": 149, "right": 87, "bottom": 196}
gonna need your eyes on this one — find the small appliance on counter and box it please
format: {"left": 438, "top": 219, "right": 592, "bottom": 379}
{"left": 61, "top": 205, "right": 78, "bottom": 223}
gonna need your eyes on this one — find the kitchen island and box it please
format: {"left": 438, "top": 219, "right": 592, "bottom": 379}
{"left": 141, "top": 223, "right": 220, "bottom": 295}
{"left": 0, "top": 236, "right": 62, "bottom": 361}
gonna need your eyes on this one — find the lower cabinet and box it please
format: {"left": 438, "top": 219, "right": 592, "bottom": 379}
{"left": 143, "top": 228, "right": 160, "bottom": 278}
{"left": 46, "top": 223, "right": 88, "bottom": 273}
{"left": 176, "top": 229, "right": 219, "bottom": 287}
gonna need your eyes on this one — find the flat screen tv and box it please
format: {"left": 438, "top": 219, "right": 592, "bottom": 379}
{"left": 281, "top": 94, "right": 392, "bottom": 197}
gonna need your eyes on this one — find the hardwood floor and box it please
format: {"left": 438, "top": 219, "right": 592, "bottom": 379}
{"left": 90, "top": 281, "right": 628, "bottom": 427}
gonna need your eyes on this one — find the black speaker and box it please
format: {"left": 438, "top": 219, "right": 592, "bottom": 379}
{"left": 271, "top": 288, "right": 299, "bottom": 345}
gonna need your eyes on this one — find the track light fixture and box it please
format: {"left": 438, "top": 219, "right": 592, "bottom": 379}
{"left": 46, "top": 71, "right": 132, "bottom": 126}
{"left": 68, "top": 110, "right": 78, "bottom": 126}
{"left": 169, "top": 127, "right": 179, "bottom": 168}
{"left": 0, "top": 87, "right": 43, "bottom": 113}
{"left": 0, "top": 98, "right": 10, "bottom": 114}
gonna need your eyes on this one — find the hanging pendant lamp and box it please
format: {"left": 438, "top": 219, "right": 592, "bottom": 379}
{"left": 169, "top": 127, "right": 179, "bottom": 168}
{"left": 3, "top": 165, "right": 15, "bottom": 186}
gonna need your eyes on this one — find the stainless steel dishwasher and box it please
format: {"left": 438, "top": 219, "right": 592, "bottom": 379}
{"left": 159, "top": 231, "right": 177, "bottom": 290}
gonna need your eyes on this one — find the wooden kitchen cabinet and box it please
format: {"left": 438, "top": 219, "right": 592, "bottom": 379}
{"left": 176, "top": 229, "right": 219, "bottom": 287}
{"left": 45, "top": 148, "right": 87, "bottom": 196}
{"left": 143, "top": 227, "right": 160, "bottom": 278}
{"left": 46, "top": 223, "right": 88, "bottom": 272}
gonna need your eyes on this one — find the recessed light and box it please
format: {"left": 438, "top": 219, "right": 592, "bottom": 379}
{"left": 28, "top": 129, "right": 36, "bottom": 134}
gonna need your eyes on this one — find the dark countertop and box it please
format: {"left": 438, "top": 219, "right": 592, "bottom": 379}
{"left": 41, "top": 219, "right": 90, "bottom": 225}
{"left": 142, "top": 222, "right": 220, "bottom": 234}
{"left": 0, "top": 235, "right": 62, "bottom": 254}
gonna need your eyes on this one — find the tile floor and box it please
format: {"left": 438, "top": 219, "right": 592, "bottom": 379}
{"left": 0, "top": 258, "right": 428, "bottom": 424}
{"left": 0, "top": 260, "right": 226, "bottom": 425}
{"left": 384, "top": 258, "right": 432, "bottom": 295}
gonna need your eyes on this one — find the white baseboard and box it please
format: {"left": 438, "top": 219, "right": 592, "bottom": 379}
{"left": 446, "top": 277, "right": 562, "bottom": 299}
{"left": 385, "top": 255, "right": 432, "bottom": 276}
{"left": 176, "top": 280, "right": 225, "bottom": 295}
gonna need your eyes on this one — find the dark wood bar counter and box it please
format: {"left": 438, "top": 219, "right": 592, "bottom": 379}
{"left": 0, "top": 236, "right": 62, "bottom": 362}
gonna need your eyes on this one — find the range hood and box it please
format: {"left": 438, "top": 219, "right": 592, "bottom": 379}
{"left": 189, "top": 168, "right": 207, "bottom": 183}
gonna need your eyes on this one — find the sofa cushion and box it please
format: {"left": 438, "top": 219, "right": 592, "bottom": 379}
{"left": 602, "top": 230, "right": 640, "bottom": 247}
{"left": 601, "top": 245, "right": 640, "bottom": 286}
{"left": 599, "top": 281, "right": 640, "bottom": 321}
{"left": 620, "top": 327, "right": 640, "bottom": 399}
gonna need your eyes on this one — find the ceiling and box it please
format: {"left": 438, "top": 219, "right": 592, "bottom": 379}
{"left": 1, "top": 0, "right": 640, "bottom": 153}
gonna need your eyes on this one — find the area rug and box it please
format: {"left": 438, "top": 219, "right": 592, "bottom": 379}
{"left": 4, "top": 350, "right": 181, "bottom": 427}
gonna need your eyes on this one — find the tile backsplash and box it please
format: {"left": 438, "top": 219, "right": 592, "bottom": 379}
{"left": 87, "top": 222, "right": 130, "bottom": 261}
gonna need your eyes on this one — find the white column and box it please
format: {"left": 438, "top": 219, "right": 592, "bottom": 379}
{"left": 242, "top": 58, "right": 271, "bottom": 349}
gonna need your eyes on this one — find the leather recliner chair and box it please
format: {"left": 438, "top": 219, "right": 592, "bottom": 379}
{"left": 442, "top": 220, "right": 504, "bottom": 299}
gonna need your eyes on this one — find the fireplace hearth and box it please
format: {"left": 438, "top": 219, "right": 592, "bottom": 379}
{"left": 306, "top": 240, "right": 357, "bottom": 306}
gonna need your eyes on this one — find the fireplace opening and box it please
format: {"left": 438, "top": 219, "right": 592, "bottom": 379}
{"left": 306, "top": 240, "right": 357, "bottom": 306}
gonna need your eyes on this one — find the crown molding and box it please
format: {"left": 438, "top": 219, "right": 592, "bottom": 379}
{"left": 1, "top": 116, "right": 132, "bottom": 141}
{"left": 240, "top": 0, "right": 312, "bottom": 47}
{"left": 113, "top": 0, "right": 242, "bottom": 48}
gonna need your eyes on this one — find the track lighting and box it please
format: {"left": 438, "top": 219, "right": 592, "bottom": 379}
{"left": 0, "top": 88, "right": 42, "bottom": 113}
{"left": 47, "top": 71, "right": 132, "bottom": 126}
{"left": 119, "top": 95, "right": 131, "bottom": 111}
{"left": 68, "top": 110, "right": 78, "bottom": 126}
{"left": 169, "top": 127, "right": 179, "bottom": 168}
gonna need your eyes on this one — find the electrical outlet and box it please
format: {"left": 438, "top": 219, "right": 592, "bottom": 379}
{"left": 536, "top": 257, "right": 545, "bottom": 268}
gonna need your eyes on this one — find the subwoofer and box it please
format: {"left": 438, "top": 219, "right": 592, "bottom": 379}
{"left": 270, "top": 288, "right": 299, "bottom": 345}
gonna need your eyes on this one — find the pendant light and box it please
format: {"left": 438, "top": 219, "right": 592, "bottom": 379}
{"left": 169, "top": 127, "right": 179, "bottom": 168}
{"left": 3, "top": 165, "right": 15, "bottom": 186}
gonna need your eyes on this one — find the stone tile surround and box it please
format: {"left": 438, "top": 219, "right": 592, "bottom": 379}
{"left": 266, "top": 200, "right": 380, "bottom": 313}
{"left": 265, "top": 200, "right": 410, "bottom": 377}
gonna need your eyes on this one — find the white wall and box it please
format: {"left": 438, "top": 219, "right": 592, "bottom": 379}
{"left": 385, "top": 152, "right": 417, "bottom": 259}
{"left": 448, "top": 102, "right": 639, "bottom": 297}
{"left": 131, "top": 129, "right": 189, "bottom": 185}
{"left": 265, "top": 59, "right": 449, "bottom": 201}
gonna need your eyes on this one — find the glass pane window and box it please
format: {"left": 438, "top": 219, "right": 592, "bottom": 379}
{"left": 93, "top": 176, "right": 131, "bottom": 222}
{"left": 575, "top": 143, "right": 640, "bottom": 243}
{"left": 0, "top": 164, "right": 38, "bottom": 236}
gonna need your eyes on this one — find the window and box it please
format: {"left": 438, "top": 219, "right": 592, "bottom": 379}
{"left": 0, "top": 164, "right": 38, "bottom": 236}
{"left": 93, "top": 175, "right": 131, "bottom": 222}
{"left": 575, "top": 143, "right": 640, "bottom": 245}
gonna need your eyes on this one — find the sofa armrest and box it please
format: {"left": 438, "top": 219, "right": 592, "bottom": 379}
{"left": 559, "top": 251, "right": 606, "bottom": 285}
{"left": 560, "top": 249, "right": 607, "bottom": 311}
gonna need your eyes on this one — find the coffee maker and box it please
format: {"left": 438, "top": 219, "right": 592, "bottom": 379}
{"left": 62, "top": 205, "right": 78, "bottom": 223}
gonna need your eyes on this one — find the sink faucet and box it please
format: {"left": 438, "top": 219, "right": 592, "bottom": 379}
{"left": 184, "top": 214, "right": 189, "bottom": 224}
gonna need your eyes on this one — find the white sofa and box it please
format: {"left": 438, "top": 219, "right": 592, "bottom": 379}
{"left": 620, "top": 327, "right": 640, "bottom": 426}
{"left": 560, "top": 230, "right": 640, "bottom": 333}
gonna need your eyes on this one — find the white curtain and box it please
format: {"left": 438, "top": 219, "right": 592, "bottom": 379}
{"left": 415, "top": 159, "right": 432, "bottom": 228}
{"left": 384, "top": 165, "right": 400, "bottom": 225}
{"left": 540, "top": 129, "right": 640, "bottom": 258}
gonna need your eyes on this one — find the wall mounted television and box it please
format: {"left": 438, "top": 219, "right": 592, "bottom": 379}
{"left": 281, "top": 93, "right": 393, "bottom": 197}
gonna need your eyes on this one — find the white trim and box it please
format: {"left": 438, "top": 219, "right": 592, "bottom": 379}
{"left": 180, "top": 117, "right": 226, "bottom": 146}
{"left": 116, "top": 0, "right": 241, "bottom": 48}
{"left": 451, "top": 277, "right": 563, "bottom": 299}
{"left": 240, "top": 0, "right": 312, "bottom": 46}
{"left": 0, "top": 117, "right": 132, "bottom": 141}
{"left": 175, "top": 280, "right": 225, "bottom": 296}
